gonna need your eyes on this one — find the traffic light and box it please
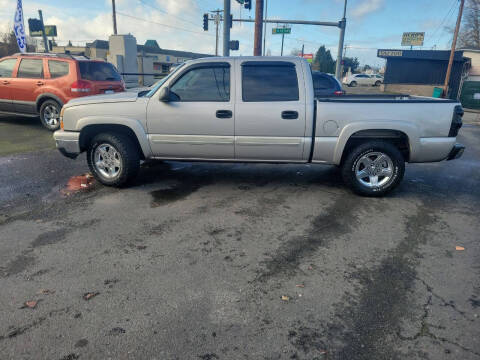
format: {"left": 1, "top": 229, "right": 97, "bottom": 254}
{"left": 229, "top": 40, "right": 239, "bottom": 51}
{"left": 203, "top": 14, "right": 209, "bottom": 31}
{"left": 244, "top": 0, "right": 251, "bottom": 10}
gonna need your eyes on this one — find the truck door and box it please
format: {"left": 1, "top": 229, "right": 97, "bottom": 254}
{"left": 0, "top": 58, "right": 18, "bottom": 113}
{"left": 146, "top": 61, "right": 234, "bottom": 159}
{"left": 234, "top": 60, "right": 307, "bottom": 161}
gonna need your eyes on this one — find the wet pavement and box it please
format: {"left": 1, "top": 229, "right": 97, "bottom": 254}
{"left": 0, "top": 118, "right": 479, "bottom": 360}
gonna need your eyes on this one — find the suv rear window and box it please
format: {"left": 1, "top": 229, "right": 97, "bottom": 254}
{"left": 242, "top": 62, "right": 299, "bottom": 102}
{"left": 79, "top": 62, "right": 122, "bottom": 81}
{"left": 313, "top": 74, "right": 335, "bottom": 89}
{"left": 17, "top": 59, "right": 44, "bottom": 79}
{"left": 48, "top": 61, "right": 70, "bottom": 78}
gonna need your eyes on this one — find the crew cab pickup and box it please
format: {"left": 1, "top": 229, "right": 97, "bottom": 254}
{"left": 54, "top": 56, "right": 464, "bottom": 196}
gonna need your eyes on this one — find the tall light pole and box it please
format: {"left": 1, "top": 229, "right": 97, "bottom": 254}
{"left": 253, "top": 0, "right": 264, "bottom": 56}
{"left": 335, "top": 0, "right": 347, "bottom": 80}
{"left": 223, "top": 0, "right": 231, "bottom": 56}
{"left": 262, "top": 0, "right": 268, "bottom": 56}
{"left": 38, "top": 10, "right": 49, "bottom": 53}
{"left": 112, "top": 0, "right": 118, "bottom": 35}
{"left": 443, "top": 0, "right": 465, "bottom": 98}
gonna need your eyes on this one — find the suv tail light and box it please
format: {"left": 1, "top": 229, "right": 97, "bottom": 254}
{"left": 71, "top": 80, "right": 92, "bottom": 93}
{"left": 334, "top": 90, "right": 344, "bottom": 96}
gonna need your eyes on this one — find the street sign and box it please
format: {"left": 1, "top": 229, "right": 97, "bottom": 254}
{"left": 298, "top": 53, "right": 313, "bottom": 63}
{"left": 401, "top": 32, "right": 424, "bottom": 46}
{"left": 30, "top": 24, "right": 57, "bottom": 37}
{"left": 272, "top": 27, "right": 291, "bottom": 34}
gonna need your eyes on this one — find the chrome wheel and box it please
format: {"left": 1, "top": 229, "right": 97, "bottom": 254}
{"left": 94, "top": 143, "right": 122, "bottom": 179}
{"left": 355, "top": 151, "right": 394, "bottom": 188}
{"left": 43, "top": 104, "right": 60, "bottom": 126}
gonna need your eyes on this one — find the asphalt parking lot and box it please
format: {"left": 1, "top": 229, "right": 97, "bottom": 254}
{"left": 0, "top": 114, "right": 479, "bottom": 360}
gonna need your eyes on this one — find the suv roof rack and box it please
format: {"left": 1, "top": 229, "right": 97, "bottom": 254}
{"left": 12, "top": 52, "right": 90, "bottom": 60}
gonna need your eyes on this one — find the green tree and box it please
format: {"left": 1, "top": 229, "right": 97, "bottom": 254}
{"left": 342, "top": 56, "right": 360, "bottom": 73}
{"left": 312, "top": 45, "right": 335, "bottom": 73}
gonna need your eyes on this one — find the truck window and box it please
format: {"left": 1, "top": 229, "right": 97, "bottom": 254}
{"left": 17, "top": 59, "right": 44, "bottom": 79}
{"left": 48, "top": 60, "right": 70, "bottom": 78}
{"left": 0, "top": 59, "right": 17, "bottom": 78}
{"left": 242, "top": 62, "right": 299, "bottom": 102}
{"left": 170, "top": 65, "right": 230, "bottom": 102}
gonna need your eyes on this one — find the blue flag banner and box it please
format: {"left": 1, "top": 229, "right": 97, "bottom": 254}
{"left": 14, "top": 0, "right": 27, "bottom": 53}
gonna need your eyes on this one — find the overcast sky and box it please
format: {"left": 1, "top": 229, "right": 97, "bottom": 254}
{"left": 0, "top": 0, "right": 460, "bottom": 66}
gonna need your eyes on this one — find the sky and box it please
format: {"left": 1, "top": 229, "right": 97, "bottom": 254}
{"left": 0, "top": 0, "right": 462, "bottom": 67}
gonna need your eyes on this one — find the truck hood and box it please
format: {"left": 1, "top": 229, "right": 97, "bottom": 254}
{"left": 65, "top": 91, "right": 138, "bottom": 108}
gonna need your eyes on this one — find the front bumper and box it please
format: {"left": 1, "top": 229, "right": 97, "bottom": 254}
{"left": 447, "top": 143, "right": 465, "bottom": 161}
{"left": 53, "top": 130, "right": 81, "bottom": 159}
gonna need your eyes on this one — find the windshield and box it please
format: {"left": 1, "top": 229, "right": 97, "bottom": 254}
{"left": 145, "top": 63, "right": 186, "bottom": 97}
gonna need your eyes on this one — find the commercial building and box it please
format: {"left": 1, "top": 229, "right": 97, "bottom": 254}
{"left": 51, "top": 36, "right": 211, "bottom": 87}
{"left": 377, "top": 49, "right": 471, "bottom": 100}
{"left": 459, "top": 49, "right": 480, "bottom": 109}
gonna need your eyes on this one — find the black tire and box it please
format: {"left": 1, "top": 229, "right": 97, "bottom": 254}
{"left": 341, "top": 141, "right": 405, "bottom": 197}
{"left": 39, "top": 100, "right": 62, "bottom": 131}
{"left": 87, "top": 132, "right": 140, "bottom": 187}
{"left": 349, "top": 81, "right": 357, "bottom": 87}
{"left": 374, "top": 80, "right": 381, "bottom": 87}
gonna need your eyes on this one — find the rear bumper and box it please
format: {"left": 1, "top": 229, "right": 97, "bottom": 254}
{"left": 447, "top": 143, "right": 465, "bottom": 160}
{"left": 54, "top": 130, "right": 81, "bottom": 159}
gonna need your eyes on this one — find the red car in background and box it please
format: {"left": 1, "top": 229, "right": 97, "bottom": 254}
{"left": 0, "top": 53, "right": 125, "bottom": 131}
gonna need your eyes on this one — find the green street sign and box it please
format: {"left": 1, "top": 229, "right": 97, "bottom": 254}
{"left": 30, "top": 25, "right": 57, "bottom": 37}
{"left": 272, "top": 27, "right": 291, "bottom": 35}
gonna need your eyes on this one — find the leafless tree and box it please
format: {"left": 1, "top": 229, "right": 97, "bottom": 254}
{"left": 458, "top": 0, "right": 480, "bottom": 49}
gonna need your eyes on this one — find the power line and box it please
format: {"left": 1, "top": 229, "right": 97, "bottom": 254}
{"left": 426, "top": 0, "right": 458, "bottom": 45}
{"left": 116, "top": 11, "right": 215, "bottom": 37}
{"left": 137, "top": 0, "right": 200, "bottom": 29}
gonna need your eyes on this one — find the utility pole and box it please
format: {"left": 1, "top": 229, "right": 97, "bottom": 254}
{"left": 253, "top": 0, "right": 264, "bottom": 56}
{"left": 112, "top": 0, "right": 118, "bottom": 35}
{"left": 262, "top": 0, "right": 268, "bottom": 55}
{"left": 335, "top": 0, "right": 347, "bottom": 79}
{"left": 38, "top": 10, "right": 49, "bottom": 53}
{"left": 280, "top": 25, "right": 286, "bottom": 56}
{"left": 443, "top": 0, "right": 465, "bottom": 98}
{"left": 223, "top": 0, "right": 231, "bottom": 56}
{"left": 301, "top": 44, "right": 304, "bottom": 57}
{"left": 211, "top": 10, "right": 222, "bottom": 56}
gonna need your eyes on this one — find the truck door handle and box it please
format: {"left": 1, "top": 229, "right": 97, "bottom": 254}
{"left": 216, "top": 110, "right": 232, "bottom": 119}
{"left": 2, "top": 80, "right": 9, "bottom": 85}
{"left": 36, "top": 81, "right": 45, "bottom": 86}
{"left": 281, "top": 111, "right": 298, "bottom": 119}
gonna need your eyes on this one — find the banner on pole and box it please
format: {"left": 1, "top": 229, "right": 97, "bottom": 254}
{"left": 14, "top": 0, "right": 27, "bottom": 53}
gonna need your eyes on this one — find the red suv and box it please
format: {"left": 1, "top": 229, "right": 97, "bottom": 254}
{"left": 0, "top": 53, "right": 125, "bottom": 131}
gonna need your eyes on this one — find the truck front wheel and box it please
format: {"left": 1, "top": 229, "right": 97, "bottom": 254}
{"left": 341, "top": 141, "right": 405, "bottom": 197}
{"left": 87, "top": 132, "right": 140, "bottom": 187}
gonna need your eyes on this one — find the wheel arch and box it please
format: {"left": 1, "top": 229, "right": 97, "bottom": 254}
{"left": 335, "top": 122, "right": 419, "bottom": 165}
{"left": 36, "top": 93, "right": 64, "bottom": 112}
{"left": 79, "top": 123, "right": 149, "bottom": 160}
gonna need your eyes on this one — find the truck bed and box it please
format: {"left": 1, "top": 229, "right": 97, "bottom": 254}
{"left": 316, "top": 94, "right": 457, "bottom": 103}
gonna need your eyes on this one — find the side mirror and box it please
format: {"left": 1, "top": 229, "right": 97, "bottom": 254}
{"left": 158, "top": 86, "right": 171, "bottom": 102}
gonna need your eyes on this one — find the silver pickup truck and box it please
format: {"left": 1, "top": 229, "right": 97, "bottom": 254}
{"left": 54, "top": 56, "right": 464, "bottom": 196}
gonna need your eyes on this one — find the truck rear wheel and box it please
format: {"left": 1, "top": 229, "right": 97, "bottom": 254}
{"left": 341, "top": 141, "right": 405, "bottom": 197}
{"left": 87, "top": 132, "right": 140, "bottom": 187}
